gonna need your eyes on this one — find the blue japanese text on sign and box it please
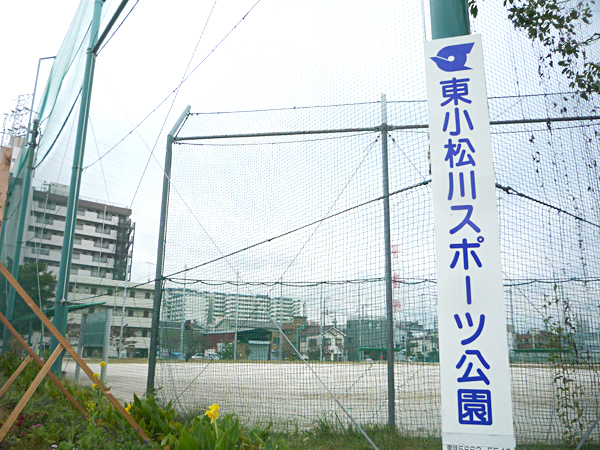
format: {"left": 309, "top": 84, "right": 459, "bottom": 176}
{"left": 424, "top": 35, "right": 515, "bottom": 450}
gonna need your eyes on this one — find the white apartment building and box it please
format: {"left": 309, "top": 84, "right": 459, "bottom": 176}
{"left": 162, "top": 288, "right": 301, "bottom": 327}
{"left": 214, "top": 292, "right": 301, "bottom": 325}
{"left": 23, "top": 182, "right": 134, "bottom": 281}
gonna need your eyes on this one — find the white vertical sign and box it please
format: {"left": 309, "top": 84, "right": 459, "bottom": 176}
{"left": 424, "top": 34, "right": 515, "bottom": 450}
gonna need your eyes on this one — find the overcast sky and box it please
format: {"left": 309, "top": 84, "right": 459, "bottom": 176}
{"left": 0, "top": 0, "right": 430, "bottom": 284}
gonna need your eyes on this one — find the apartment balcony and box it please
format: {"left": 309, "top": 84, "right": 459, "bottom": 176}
{"left": 25, "top": 246, "right": 61, "bottom": 261}
{"left": 76, "top": 209, "right": 121, "bottom": 225}
{"left": 31, "top": 201, "right": 69, "bottom": 217}
{"left": 30, "top": 217, "right": 67, "bottom": 233}
{"left": 71, "top": 253, "right": 115, "bottom": 269}
{"left": 92, "top": 240, "right": 115, "bottom": 252}
{"left": 68, "top": 267, "right": 114, "bottom": 280}
{"left": 76, "top": 223, "right": 117, "bottom": 240}
{"left": 26, "top": 232, "right": 64, "bottom": 247}
{"left": 73, "top": 239, "right": 106, "bottom": 252}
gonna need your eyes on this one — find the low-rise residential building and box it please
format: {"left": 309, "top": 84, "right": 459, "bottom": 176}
{"left": 64, "top": 276, "right": 154, "bottom": 358}
{"left": 515, "top": 329, "right": 558, "bottom": 350}
{"left": 298, "top": 325, "right": 346, "bottom": 362}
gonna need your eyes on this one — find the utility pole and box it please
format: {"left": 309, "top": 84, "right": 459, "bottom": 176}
{"left": 234, "top": 272, "right": 239, "bottom": 361}
{"left": 180, "top": 266, "right": 187, "bottom": 355}
{"left": 320, "top": 285, "right": 324, "bottom": 362}
{"left": 279, "top": 281, "right": 283, "bottom": 361}
{"left": 509, "top": 287, "right": 515, "bottom": 334}
{"left": 358, "top": 285, "right": 362, "bottom": 361}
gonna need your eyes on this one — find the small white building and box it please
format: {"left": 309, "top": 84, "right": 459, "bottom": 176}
{"left": 299, "top": 325, "right": 346, "bottom": 362}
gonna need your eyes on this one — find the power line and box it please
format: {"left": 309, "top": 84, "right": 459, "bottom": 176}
{"left": 83, "top": 0, "right": 264, "bottom": 170}
{"left": 126, "top": 0, "right": 221, "bottom": 209}
{"left": 163, "top": 178, "right": 431, "bottom": 281}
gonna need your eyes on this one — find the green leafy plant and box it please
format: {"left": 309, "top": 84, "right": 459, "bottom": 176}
{"left": 180, "top": 412, "right": 283, "bottom": 450}
{"left": 0, "top": 352, "right": 149, "bottom": 449}
{"left": 469, "top": 0, "right": 600, "bottom": 99}
{"left": 0, "top": 351, "right": 22, "bottom": 377}
{"left": 542, "top": 286, "right": 594, "bottom": 446}
{"left": 127, "top": 394, "right": 181, "bottom": 446}
{"left": 107, "top": 396, "right": 284, "bottom": 449}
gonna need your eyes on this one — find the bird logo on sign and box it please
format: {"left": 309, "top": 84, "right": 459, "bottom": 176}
{"left": 430, "top": 43, "right": 474, "bottom": 72}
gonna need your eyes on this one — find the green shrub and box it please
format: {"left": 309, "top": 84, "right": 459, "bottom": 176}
{"left": 106, "top": 395, "right": 285, "bottom": 449}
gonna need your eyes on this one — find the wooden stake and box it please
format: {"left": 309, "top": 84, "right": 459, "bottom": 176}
{"left": 0, "top": 355, "right": 32, "bottom": 399}
{"left": 0, "top": 263, "right": 150, "bottom": 441}
{"left": 0, "top": 344, "right": 62, "bottom": 441}
{"left": 0, "top": 311, "right": 87, "bottom": 416}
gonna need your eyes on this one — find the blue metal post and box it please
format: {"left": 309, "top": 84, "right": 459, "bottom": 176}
{"left": 146, "top": 105, "right": 191, "bottom": 394}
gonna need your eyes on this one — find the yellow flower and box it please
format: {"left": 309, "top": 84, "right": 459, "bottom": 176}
{"left": 205, "top": 403, "right": 219, "bottom": 423}
{"left": 100, "top": 361, "right": 106, "bottom": 368}
{"left": 125, "top": 404, "right": 132, "bottom": 413}
{"left": 92, "top": 383, "right": 98, "bottom": 389}
{"left": 93, "top": 373, "right": 99, "bottom": 379}
{"left": 87, "top": 402, "right": 94, "bottom": 410}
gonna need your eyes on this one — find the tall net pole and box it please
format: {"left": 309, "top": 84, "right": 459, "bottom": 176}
{"left": 380, "top": 94, "right": 396, "bottom": 428}
{"left": 50, "top": 0, "right": 104, "bottom": 375}
{"left": 429, "top": 0, "right": 470, "bottom": 39}
{"left": 147, "top": 105, "right": 190, "bottom": 394}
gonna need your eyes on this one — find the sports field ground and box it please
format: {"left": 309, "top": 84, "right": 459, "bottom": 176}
{"left": 63, "top": 359, "right": 600, "bottom": 443}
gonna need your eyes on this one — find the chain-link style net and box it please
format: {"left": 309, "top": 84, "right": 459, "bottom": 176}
{"left": 153, "top": 1, "right": 600, "bottom": 445}
{"left": 154, "top": 85, "right": 600, "bottom": 450}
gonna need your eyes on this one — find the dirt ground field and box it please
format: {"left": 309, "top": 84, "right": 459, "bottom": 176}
{"left": 62, "top": 359, "right": 600, "bottom": 444}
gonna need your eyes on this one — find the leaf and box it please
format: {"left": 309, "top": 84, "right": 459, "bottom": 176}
{"left": 215, "top": 428, "right": 229, "bottom": 450}
{"left": 178, "top": 428, "right": 198, "bottom": 450}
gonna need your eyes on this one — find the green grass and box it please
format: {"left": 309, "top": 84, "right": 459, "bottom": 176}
{"left": 273, "top": 424, "right": 439, "bottom": 450}
{"left": 0, "top": 353, "right": 146, "bottom": 450}
{"left": 0, "top": 385, "right": 147, "bottom": 450}
{"left": 270, "top": 418, "right": 600, "bottom": 450}
{"left": 274, "top": 429, "right": 599, "bottom": 450}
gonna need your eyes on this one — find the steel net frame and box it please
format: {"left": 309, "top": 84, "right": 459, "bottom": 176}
{"left": 148, "top": 93, "right": 600, "bottom": 444}
{"left": 147, "top": 0, "right": 600, "bottom": 445}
